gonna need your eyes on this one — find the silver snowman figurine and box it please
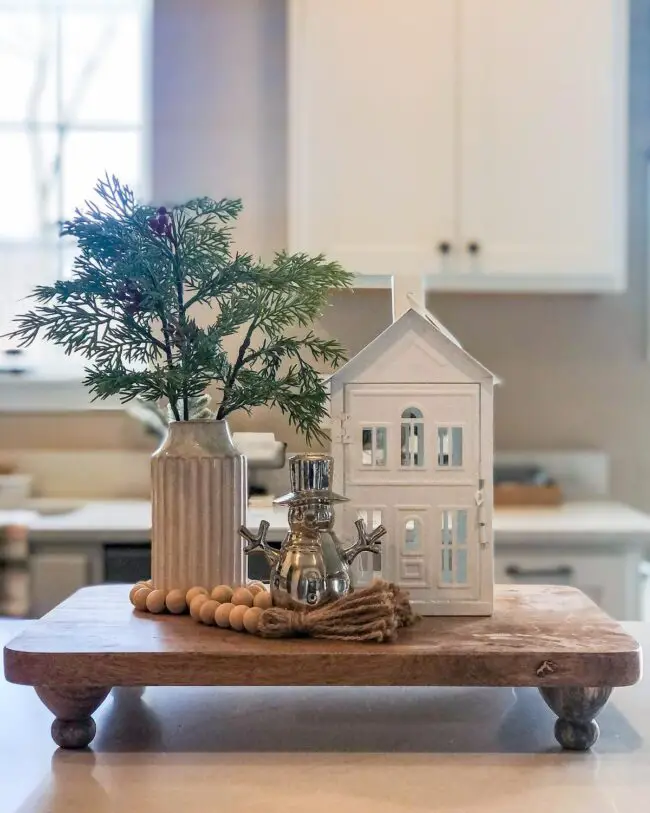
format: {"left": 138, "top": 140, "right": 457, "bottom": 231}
{"left": 240, "top": 454, "right": 386, "bottom": 610}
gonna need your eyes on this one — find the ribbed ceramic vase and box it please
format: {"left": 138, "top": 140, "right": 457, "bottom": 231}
{"left": 151, "top": 420, "right": 246, "bottom": 591}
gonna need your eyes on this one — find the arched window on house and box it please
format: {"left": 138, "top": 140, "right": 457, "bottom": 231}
{"left": 404, "top": 516, "right": 423, "bottom": 552}
{"left": 401, "top": 407, "right": 424, "bottom": 467}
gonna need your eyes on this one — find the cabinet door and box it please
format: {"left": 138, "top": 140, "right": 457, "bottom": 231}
{"left": 289, "top": 0, "right": 456, "bottom": 278}
{"left": 494, "top": 549, "right": 637, "bottom": 620}
{"left": 457, "top": 0, "right": 627, "bottom": 291}
{"left": 30, "top": 551, "right": 90, "bottom": 618}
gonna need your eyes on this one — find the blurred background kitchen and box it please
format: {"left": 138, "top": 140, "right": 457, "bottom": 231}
{"left": 1, "top": 0, "right": 650, "bottom": 621}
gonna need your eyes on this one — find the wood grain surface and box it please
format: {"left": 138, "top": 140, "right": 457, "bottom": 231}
{"left": 3, "top": 584, "right": 640, "bottom": 689}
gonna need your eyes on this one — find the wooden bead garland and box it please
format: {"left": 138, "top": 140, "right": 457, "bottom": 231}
{"left": 129, "top": 579, "right": 273, "bottom": 635}
{"left": 129, "top": 578, "right": 417, "bottom": 641}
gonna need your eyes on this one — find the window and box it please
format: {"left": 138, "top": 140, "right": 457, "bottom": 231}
{"left": 0, "top": 0, "right": 149, "bottom": 368}
{"left": 361, "top": 426, "right": 387, "bottom": 466}
{"left": 401, "top": 407, "right": 424, "bottom": 467}
{"left": 441, "top": 509, "right": 468, "bottom": 585}
{"left": 404, "top": 516, "right": 422, "bottom": 552}
{"left": 437, "top": 426, "right": 463, "bottom": 467}
{"left": 357, "top": 508, "right": 383, "bottom": 575}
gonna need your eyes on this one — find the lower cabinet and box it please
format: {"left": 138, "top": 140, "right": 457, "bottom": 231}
{"left": 29, "top": 541, "right": 151, "bottom": 618}
{"left": 27, "top": 539, "right": 647, "bottom": 621}
{"left": 495, "top": 545, "right": 647, "bottom": 621}
{"left": 29, "top": 549, "right": 93, "bottom": 618}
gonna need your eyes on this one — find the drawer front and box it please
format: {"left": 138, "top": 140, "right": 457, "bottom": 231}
{"left": 495, "top": 551, "right": 629, "bottom": 619}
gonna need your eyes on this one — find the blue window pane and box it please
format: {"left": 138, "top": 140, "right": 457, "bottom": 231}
{"left": 451, "top": 427, "right": 463, "bottom": 466}
{"left": 0, "top": 132, "right": 59, "bottom": 239}
{"left": 62, "top": 130, "right": 141, "bottom": 219}
{"left": 456, "top": 509, "right": 467, "bottom": 546}
{"left": 400, "top": 422, "right": 409, "bottom": 465}
{"left": 0, "top": 11, "right": 57, "bottom": 123}
{"left": 61, "top": 9, "right": 144, "bottom": 125}
{"left": 456, "top": 549, "right": 467, "bottom": 584}
{"left": 441, "top": 548, "right": 453, "bottom": 583}
{"left": 441, "top": 510, "right": 452, "bottom": 545}
{"left": 401, "top": 406, "right": 422, "bottom": 419}
{"left": 375, "top": 426, "right": 387, "bottom": 466}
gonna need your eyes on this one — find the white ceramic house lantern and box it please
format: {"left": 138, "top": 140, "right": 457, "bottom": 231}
{"left": 328, "top": 300, "right": 498, "bottom": 616}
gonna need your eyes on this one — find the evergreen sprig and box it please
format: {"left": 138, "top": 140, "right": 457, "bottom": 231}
{"left": 5, "top": 175, "right": 353, "bottom": 442}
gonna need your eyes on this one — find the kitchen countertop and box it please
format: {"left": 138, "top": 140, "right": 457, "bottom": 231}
{"left": 1, "top": 617, "right": 648, "bottom": 813}
{"left": 2, "top": 499, "right": 650, "bottom": 546}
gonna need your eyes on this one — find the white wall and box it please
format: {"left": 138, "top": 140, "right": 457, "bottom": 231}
{"left": 153, "top": 0, "right": 287, "bottom": 255}
{"left": 151, "top": 0, "right": 650, "bottom": 510}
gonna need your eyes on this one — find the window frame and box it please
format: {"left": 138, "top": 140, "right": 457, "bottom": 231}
{"left": 399, "top": 404, "right": 426, "bottom": 469}
{"left": 360, "top": 423, "right": 389, "bottom": 468}
{"left": 402, "top": 514, "right": 424, "bottom": 556}
{"left": 0, "top": 0, "right": 152, "bottom": 400}
{"left": 439, "top": 507, "right": 470, "bottom": 587}
{"left": 435, "top": 423, "right": 465, "bottom": 470}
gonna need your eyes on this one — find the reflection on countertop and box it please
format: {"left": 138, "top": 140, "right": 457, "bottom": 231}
{"left": 0, "top": 618, "right": 647, "bottom": 813}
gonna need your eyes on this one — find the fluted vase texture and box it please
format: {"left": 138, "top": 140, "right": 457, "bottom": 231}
{"left": 151, "top": 419, "right": 246, "bottom": 591}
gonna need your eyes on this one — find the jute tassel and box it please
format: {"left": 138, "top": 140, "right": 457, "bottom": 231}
{"left": 258, "top": 580, "right": 418, "bottom": 642}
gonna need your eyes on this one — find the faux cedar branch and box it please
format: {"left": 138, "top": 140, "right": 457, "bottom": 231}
{"left": 5, "top": 175, "right": 353, "bottom": 442}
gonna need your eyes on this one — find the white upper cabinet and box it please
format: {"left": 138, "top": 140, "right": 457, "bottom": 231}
{"left": 288, "top": 0, "right": 457, "bottom": 278}
{"left": 289, "top": 0, "right": 628, "bottom": 293}
{"left": 457, "top": 0, "right": 627, "bottom": 290}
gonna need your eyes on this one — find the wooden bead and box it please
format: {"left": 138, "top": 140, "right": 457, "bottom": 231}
{"left": 199, "top": 599, "right": 219, "bottom": 625}
{"left": 129, "top": 583, "right": 146, "bottom": 605}
{"left": 247, "top": 584, "right": 265, "bottom": 597}
{"left": 146, "top": 589, "right": 167, "bottom": 614}
{"left": 243, "top": 606, "right": 263, "bottom": 634}
{"left": 229, "top": 604, "right": 249, "bottom": 631}
{"left": 144, "top": 579, "right": 153, "bottom": 587}
{"left": 231, "top": 588, "right": 254, "bottom": 607}
{"left": 165, "top": 589, "right": 187, "bottom": 614}
{"left": 186, "top": 586, "right": 209, "bottom": 605}
{"left": 210, "top": 585, "right": 233, "bottom": 603}
{"left": 253, "top": 591, "right": 273, "bottom": 610}
{"left": 189, "top": 594, "right": 209, "bottom": 620}
{"left": 215, "top": 602, "right": 234, "bottom": 628}
{"left": 133, "top": 587, "right": 151, "bottom": 611}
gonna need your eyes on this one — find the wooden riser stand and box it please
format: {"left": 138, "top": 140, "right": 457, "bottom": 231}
{"left": 3, "top": 584, "right": 640, "bottom": 752}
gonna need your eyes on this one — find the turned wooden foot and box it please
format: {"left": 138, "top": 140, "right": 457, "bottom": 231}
{"left": 539, "top": 686, "right": 612, "bottom": 750}
{"left": 35, "top": 686, "right": 111, "bottom": 749}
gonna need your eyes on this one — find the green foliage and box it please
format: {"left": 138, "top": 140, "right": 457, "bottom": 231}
{"left": 6, "top": 175, "right": 353, "bottom": 442}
